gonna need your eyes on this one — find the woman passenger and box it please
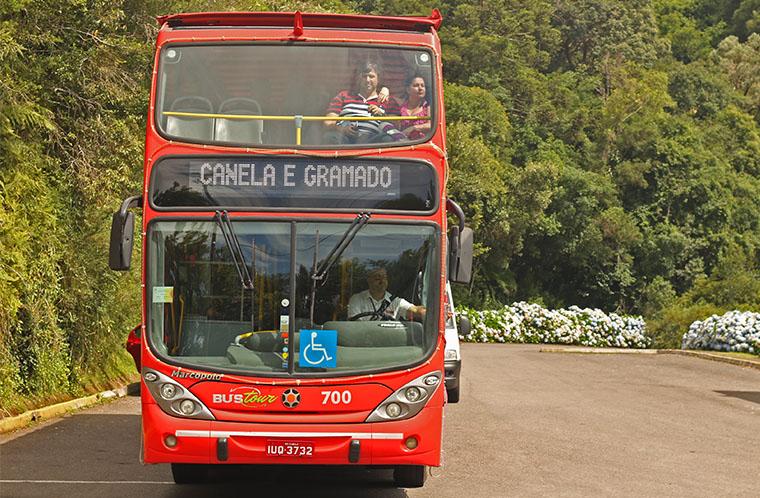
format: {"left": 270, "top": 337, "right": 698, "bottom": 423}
{"left": 398, "top": 74, "right": 431, "bottom": 140}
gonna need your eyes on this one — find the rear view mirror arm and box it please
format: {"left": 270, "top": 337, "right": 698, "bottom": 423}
{"left": 446, "top": 198, "right": 465, "bottom": 232}
{"left": 119, "top": 195, "right": 143, "bottom": 218}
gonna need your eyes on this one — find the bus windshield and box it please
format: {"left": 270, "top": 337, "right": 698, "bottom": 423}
{"left": 147, "top": 220, "right": 439, "bottom": 376}
{"left": 156, "top": 44, "right": 436, "bottom": 147}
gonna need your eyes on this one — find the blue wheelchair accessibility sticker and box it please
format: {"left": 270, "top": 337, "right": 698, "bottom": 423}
{"left": 299, "top": 329, "right": 337, "bottom": 368}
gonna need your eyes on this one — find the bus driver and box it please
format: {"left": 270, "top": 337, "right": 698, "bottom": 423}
{"left": 347, "top": 268, "right": 426, "bottom": 321}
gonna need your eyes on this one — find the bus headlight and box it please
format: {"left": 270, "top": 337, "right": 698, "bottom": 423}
{"left": 424, "top": 374, "right": 440, "bottom": 386}
{"left": 404, "top": 387, "right": 422, "bottom": 402}
{"left": 142, "top": 368, "right": 214, "bottom": 421}
{"left": 161, "top": 383, "right": 180, "bottom": 399}
{"left": 445, "top": 349, "right": 458, "bottom": 360}
{"left": 366, "top": 370, "right": 441, "bottom": 423}
{"left": 178, "top": 399, "right": 196, "bottom": 415}
{"left": 386, "top": 402, "right": 402, "bottom": 418}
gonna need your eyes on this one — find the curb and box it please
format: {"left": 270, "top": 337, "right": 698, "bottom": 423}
{"left": 539, "top": 346, "right": 760, "bottom": 370}
{"left": 657, "top": 349, "right": 760, "bottom": 371}
{"left": 539, "top": 347, "right": 658, "bottom": 354}
{"left": 0, "top": 383, "right": 139, "bottom": 434}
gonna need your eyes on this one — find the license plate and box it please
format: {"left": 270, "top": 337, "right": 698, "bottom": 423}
{"left": 265, "top": 440, "right": 314, "bottom": 457}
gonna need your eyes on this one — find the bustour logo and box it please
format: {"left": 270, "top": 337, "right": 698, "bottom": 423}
{"left": 212, "top": 386, "right": 278, "bottom": 408}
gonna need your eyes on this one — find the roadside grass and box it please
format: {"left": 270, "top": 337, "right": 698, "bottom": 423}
{"left": 0, "top": 351, "right": 138, "bottom": 418}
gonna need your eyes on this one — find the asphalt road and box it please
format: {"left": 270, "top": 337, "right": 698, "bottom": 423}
{"left": 1, "top": 344, "right": 758, "bottom": 497}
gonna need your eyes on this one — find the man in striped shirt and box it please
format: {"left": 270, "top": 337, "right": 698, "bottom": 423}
{"left": 324, "top": 61, "right": 404, "bottom": 144}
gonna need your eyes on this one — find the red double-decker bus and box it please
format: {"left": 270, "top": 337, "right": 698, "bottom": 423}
{"left": 109, "top": 10, "right": 472, "bottom": 488}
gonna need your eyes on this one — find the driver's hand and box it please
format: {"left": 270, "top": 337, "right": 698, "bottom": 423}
{"left": 407, "top": 306, "right": 426, "bottom": 320}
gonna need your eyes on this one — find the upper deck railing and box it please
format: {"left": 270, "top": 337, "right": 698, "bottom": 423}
{"left": 162, "top": 112, "right": 430, "bottom": 146}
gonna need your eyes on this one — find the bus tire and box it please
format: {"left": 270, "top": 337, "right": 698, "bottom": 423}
{"left": 447, "top": 386, "right": 460, "bottom": 403}
{"left": 393, "top": 465, "right": 426, "bottom": 488}
{"left": 171, "top": 463, "right": 207, "bottom": 484}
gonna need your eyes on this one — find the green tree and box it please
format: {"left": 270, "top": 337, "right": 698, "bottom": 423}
{"left": 713, "top": 34, "right": 760, "bottom": 121}
{"left": 551, "top": 0, "right": 667, "bottom": 71}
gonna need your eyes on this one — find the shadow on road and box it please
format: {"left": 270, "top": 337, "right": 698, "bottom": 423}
{"left": 159, "top": 466, "right": 409, "bottom": 498}
{"left": 714, "top": 390, "right": 760, "bottom": 405}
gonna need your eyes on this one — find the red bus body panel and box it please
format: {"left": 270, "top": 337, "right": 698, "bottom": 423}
{"left": 138, "top": 11, "right": 449, "bottom": 469}
{"left": 143, "top": 403, "right": 443, "bottom": 466}
{"left": 156, "top": 10, "right": 443, "bottom": 32}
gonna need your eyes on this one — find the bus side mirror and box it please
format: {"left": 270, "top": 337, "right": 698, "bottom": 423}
{"left": 449, "top": 226, "right": 473, "bottom": 284}
{"left": 109, "top": 211, "right": 135, "bottom": 271}
{"left": 109, "top": 195, "right": 142, "bottom": 271}
{"left": 458, "top": 316, "right": 471, "bottom": 337}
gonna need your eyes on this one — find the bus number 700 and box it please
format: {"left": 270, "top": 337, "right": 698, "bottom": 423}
{"left": 321, "top": 390, "right": 351, "bottom": 405}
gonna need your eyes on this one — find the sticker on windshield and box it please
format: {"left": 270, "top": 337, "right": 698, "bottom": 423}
{"left": 299, "top": 329, "right": 337, "bottom": 368}
{"left": 152, "top": 286, "right": 174, "bottom": 303}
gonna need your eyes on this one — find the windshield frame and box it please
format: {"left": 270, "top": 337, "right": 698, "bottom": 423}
{"left": 153, "top": 42, "right": 439, "bottom": 150}
{"left": 144, "top": 215, "right": 442, "bottom": 378}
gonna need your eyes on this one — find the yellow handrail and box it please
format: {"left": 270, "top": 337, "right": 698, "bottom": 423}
{"left": 163, "top": 111, "right": 429, "bottom": 121}
{"left": 163, "top": 111, "right": 430, "bottom": 145}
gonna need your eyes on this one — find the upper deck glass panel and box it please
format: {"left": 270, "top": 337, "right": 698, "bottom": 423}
{"left": 155, "top": 44, "right": 436, "bottom": 148}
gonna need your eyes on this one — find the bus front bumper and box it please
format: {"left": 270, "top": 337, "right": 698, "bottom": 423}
{"left": 143, "top": 402, "right": 443, "bottom": 467}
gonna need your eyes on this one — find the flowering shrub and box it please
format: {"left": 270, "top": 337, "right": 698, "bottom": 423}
{"left": 681, "top": 311, "right": 760, "bottom": 355}
{"left": 456, "top": 302, "right": 650, "bottom": 348}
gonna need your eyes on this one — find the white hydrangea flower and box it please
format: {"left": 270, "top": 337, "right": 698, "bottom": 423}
{"left": 456, "top": 303, "right": 650, "bottom": 348}
{"left": 681, "top": 311, "right": 760, "bottom": 354}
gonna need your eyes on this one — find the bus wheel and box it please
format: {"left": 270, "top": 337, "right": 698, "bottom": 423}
{"left": 393, "top": 465, "right": 426, "bottom": 488}
{"left": 171, "top": 463, "right": 207, "bottom": 484}
{"left": 447, "top": 386, "right": 460, "bottom": 403}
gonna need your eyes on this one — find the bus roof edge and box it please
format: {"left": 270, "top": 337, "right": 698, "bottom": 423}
{"left": 156, "top": 10, "right": 443, "bottom": 32}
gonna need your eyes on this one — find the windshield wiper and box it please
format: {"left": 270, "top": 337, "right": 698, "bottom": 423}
{"left": 309, "top": 213, "right": 371, "bottom": 323}
{"left": 214, "top": 210, "right": 253, "bottom": 290}
{"left": 311, "top": 212, "right": 370, "bottom": 284}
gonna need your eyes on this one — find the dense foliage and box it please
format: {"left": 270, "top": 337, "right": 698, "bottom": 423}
{"left": 2, "top": 0, "right": 759, "bottom": 413}
{"left": 362, "top": 0, "right": 760, "bottom": 350}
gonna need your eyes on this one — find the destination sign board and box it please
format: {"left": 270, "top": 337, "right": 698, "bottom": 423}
{"left": 150, "top": 156, "right": 436, "bottom": 211}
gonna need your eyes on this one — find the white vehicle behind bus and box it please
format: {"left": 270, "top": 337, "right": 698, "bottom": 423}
{"left": 444, "top": 282, "right": 469, "bottom": 403}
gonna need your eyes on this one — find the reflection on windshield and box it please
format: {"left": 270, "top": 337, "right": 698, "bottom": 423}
{"left": 156, "top": 45, "right": 436, "bottom": 147}
{"left": 148, "top": 220, "right": 438, "bottom": 376}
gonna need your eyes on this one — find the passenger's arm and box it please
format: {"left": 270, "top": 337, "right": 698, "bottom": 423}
{"left": 323, "top": 112, "right": 340, "bottom": 130}
{"left": 401, "top": 122, "right": 431, "bottom": 136}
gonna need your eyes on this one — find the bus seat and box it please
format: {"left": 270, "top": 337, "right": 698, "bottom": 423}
{"left": 335, "top": 345, "right": 423, "bottom": 368}
{"left": 180, "top": 318, "right": 248, "bottom": 356}
{"left": 322, "top": 321, "right": 416, "bottom": 347}
{"left": 165, "top": 96, "right": 214, "bottom": 141}
{"left": 227, "top": 345, "right": 284, "bottom": 370}
{"left": 215, "top": 98, "right": 264, "bottom": 145}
